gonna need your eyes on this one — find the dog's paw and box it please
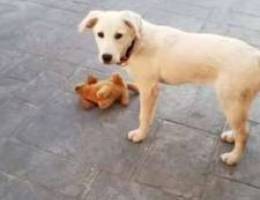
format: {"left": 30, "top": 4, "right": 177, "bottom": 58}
{"left": 220, "top": 152, "right": 240, "bottom": 166}
{"left": 128, "top": 129, "right": 146, "bottom": 143}
{"left": 221, "top": 130, "right": 235, "bottom": 144}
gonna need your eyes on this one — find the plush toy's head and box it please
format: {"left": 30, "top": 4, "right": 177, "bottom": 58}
{"left": 75, "top": 75, "right": 98, "bottom": 99}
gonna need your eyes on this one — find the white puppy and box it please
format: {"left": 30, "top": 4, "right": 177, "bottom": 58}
{"left": 79, "top": 10, "right": 260, "bottom": 166}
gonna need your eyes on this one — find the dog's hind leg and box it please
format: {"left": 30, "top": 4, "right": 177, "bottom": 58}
{"left": 216, "top": 83, "right": 254, "bottom": 166}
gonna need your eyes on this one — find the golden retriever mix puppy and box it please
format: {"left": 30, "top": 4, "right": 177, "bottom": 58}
{"left": 79, "top": 10, "right": 260, "bottom": 166}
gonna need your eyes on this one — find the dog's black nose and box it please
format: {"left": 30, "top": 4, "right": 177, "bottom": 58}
{"left": 102, "top": 54, "right": 112, "bottom": 63}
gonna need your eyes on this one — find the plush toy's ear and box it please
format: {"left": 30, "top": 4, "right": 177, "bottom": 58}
{"left": 111, "top": 73, "right": 124, "bottom": 86}
{"left": 86, "top": 75, "right": 98, "bottom": 84}
{"left": 75, "top": 85, "right": 83, "bottom": 93}
{"left": 78, "top": 10, "right": 103, "bottom": 32}
{"left": 121, "top": 10, "right": 142, "bottom": 39}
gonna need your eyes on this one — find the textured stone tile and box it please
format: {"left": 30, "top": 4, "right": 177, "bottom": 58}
{"left": 0, "top": 137, "right": 94, "bottom": 198}
{"left": 84, "top": 172, "right": 180, "bottom": 200}
{"left": 0, "top": 49, "right": 29, "bottom": 73}
{"left": 143, "top": 9, "right": 205, "bottom": 32}
{"left": 232, "top": 0, "right": 260, "bottom": 16}
{"left": 0, "top": 77, "right": 26, "bottom": 103}
{"left": 1, "top": 54, "right": 76, "bottom": 82}
{"left": 157, "top": 86, "right": 225, "bottom": 134}
{"left": 0, "top": 1, "right": 55, "bottom": 51}
{"left": 0, "top": 171, "right": 72, "bottom": 200}
{"left": 250, "top": 96, "right": 260, "bottom": 123}
{"left": 209, "top": 10, "right": 260, "bottom": 32}
{"left": 135, "top": 121, "right": 217, "bottom": 199}
{"left": 200, "top": 22, "right": 229, "bottom": 35}
{"left": 26, "top": 0, "right": 89, "bottom": 13}
{"left": 13, "top": 71, "right": 71, "bottom": 106}
{"left": 14, "top": 91, "right": 84, "bottom": 159}
{"left": 0, "top": 98, "right": 38, "bottom": 138}
{"left": 226, "top": 25, "right": 260, "bottom": 48}
{"left": 48, "top": 29, "right": 98, "bottom": 64}
{"left": 1, "top": 19, "right": 71, "bottom": 56}
{"left": 157, "top": 85, "right": 198, "bottom": 124}
{"left": 147, "top": 0, "right": 211, "bottom": 19}
{"left": 185, "top": 87, "right": 226, "bottom": 134}
{"left": 0, "top": 138, "right": 39, "bottom": 177}
{"left": 202, "top": 175, "right": 260, "bottom": 200}
{"left": 179, "top": 0, "right": 235, "bottom": 7}
{"left": 212, "top": 122, "right": 260, "bottom": 188}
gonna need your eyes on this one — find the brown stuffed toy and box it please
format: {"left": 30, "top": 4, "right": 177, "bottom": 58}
{"left": 75, "top": 74, "right": 138, "bottom": 109}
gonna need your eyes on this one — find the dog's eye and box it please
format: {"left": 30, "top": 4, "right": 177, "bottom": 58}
{"left": 114, "top": 33, "right": 123, "bottom": 40}
{"left": 97, "top": 32, "right": 104, "bottom": 38}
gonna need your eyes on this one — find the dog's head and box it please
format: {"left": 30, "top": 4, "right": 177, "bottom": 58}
{"left": 79, "top": 10, "right": 142, "bottom": 65}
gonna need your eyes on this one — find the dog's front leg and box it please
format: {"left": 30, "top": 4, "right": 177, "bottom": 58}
{"left": 128, "top": 84, "right": 159, "bottom": 143}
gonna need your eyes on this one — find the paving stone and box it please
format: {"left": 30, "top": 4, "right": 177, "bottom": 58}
{"left": 0, "top": 98, "right": 38, "bottom": 138}
{"left": 202, "top": 175, "right": 260, "bottom": 200}
{"left": 200, "top": 22, "right": 229, "bottom": 35}
{"left": 143, "top": 9, "right": 205, "bottom": 32}
{"left": 0, "top": 1, "right": 55, "bottom": 51}
{"left": 147, "top": 0, "right": 211, "bottom": 20}
{"left": 209, "top": 10, "right": 260, "bottom": 32}
{"left": 225, "top": 25, "right": 260, "bottom": 48}
{"left": 84, "top": 172, "right": 181, "bottom": 200}
{"left": 232, "top": 0, "right": 260, "bottom": 16}
{"left": 178, "top": 0, "right": 235, "bottom": 8}
{"left": 49, "top": 29, "right": 98, "bottom": 64}
{"left": 1, "top": 54, "right": 76, "bottom": 82}
{"left": 0, "top": 171, "right": 72, "bottom": 200}
{"left": 0, "top": 77, "right": 26, "bottom": 102}
{"left": 0, "top": 137, "right": 94, "bottom": 198}
{"left": 0, "top": 138, "right": 39, "bottom": 177}
{"left": 26, "top": 0, "right": 90, "bottom": 13}
{"left": 250, "top": 96, "right": 260, "bottom": 122}
{"left": 212, "top": 122, "right": 260, "bottom": 188}
{"left": 0, "top": 49, "right": 29, "bottom": 73}
{"left": 1, "top": 19, "right": 71, "bottom": 56}
{"left": 13, "top": 71, "right": 71, "bottom": 107}
{"left": 185, "top": 87, "right": 226, "bottom": 134}
{"left": 158, "top": 85, "right": 225, "bottom": 134}
{"left": 135, "top": 121, "right": 217, "bottom": 199}
{"left": 157, "top": 85, "right": 198, "bottom": 124}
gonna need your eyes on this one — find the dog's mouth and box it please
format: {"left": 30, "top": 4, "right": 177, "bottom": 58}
{"left": 117, "top": 38, "right": 136, "bottom": 66}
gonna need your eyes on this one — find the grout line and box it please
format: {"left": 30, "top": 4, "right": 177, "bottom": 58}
{"left": 160, "top": 118, "right": 221, "bottom": 137}
{"left": 211, "top": 173, "right": 260, "bottom": 190}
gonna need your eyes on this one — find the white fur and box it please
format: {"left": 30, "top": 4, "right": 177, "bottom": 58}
{"left": 79, "top": 10, "right": 260, "bottom": 166}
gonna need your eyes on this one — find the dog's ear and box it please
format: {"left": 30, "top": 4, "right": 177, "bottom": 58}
{"left": 121, "top": 11, "right": 142, "bottom": 39}
{"left": 78, "top": 10, "right": 103, "bottom": 32}
{"left": 86, "top": 75, "right": 98, "bottom": 84}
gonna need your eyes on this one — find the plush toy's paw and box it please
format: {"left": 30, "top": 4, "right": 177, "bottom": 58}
{"left": 220, "top": 151, "right": 240, "bottom": 166}
{"left": 221, "top": 130, "right": 235, "bottom": 144}
{"left": 79, "top": 98, "right": 95, "bottom": 109}
{"left": 98, "top": 100, "right": 113, "bottom": 109}
{"left": 128, "top": 129, "right": 146, "bottom": 143}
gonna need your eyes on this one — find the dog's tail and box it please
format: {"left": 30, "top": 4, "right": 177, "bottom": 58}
{"left": 127, "top": 83, "right": 139, "bottom": 94}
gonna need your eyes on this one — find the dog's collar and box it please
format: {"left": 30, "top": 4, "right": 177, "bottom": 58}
{"left": 118, "top": 38, "right": 136, "bottom": 66}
